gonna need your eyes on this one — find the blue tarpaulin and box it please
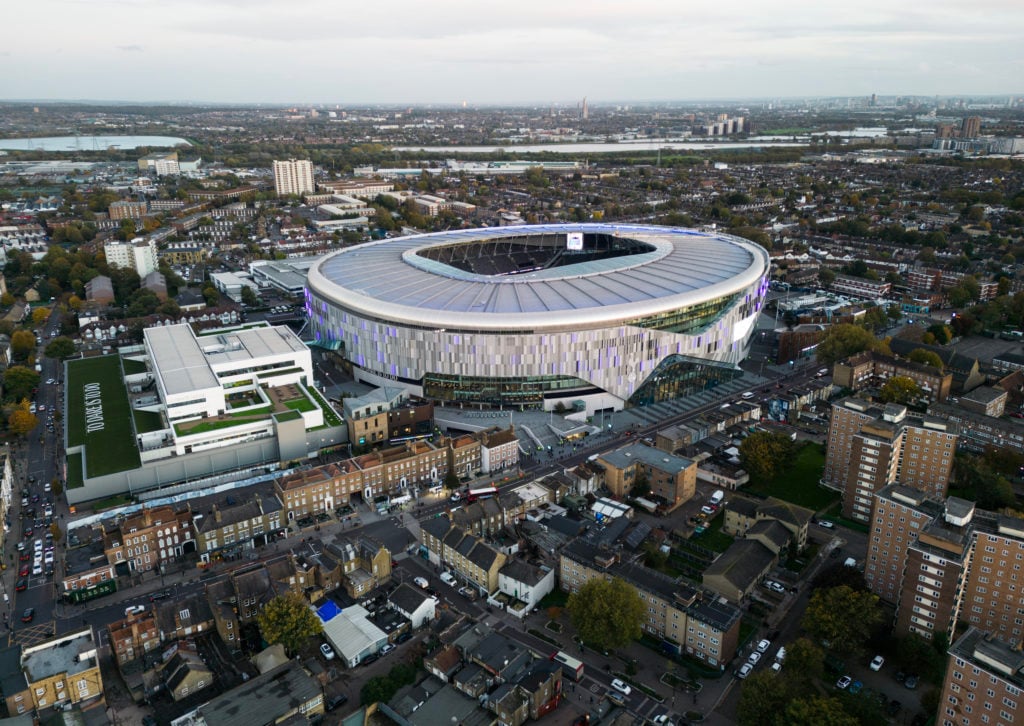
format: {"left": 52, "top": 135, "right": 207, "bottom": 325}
{"left": 317, "top": 600, "right": 341, "bottom": 622}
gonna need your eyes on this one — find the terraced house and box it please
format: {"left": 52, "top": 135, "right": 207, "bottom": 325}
{"left": 103, "top": 505, "right": 194, "bottom": 574}
{"left": 559, "top": 540, "right": 741, "bottom": 668}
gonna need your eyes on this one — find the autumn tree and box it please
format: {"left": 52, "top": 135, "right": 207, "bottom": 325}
{"left": 782, "top": 696, "right": 859, "bottom": 726}
{"left": 10, "top": 330, "right": 36, "bottom": 361}
{"left": 257, "top": 591, "right": 322, "bottom": 656}
{"left": 815, "top": 324, "right": 883, "bottom": 366}
{"left": 907, "top": 348, "right": 944, "bottom": 369}
{"left": 737, "top": 671, "right": 792, "bottom": 726}
{"left": 31, "top": 307, "right": 50, "bottom": 327}
{"left": 739, "top": 431, "right": 794, "bottom": 484}
{"left": 7, "top": 400, "right": 38, "bottom": 436}
{"left": 879, "top": 375, "right": 923, "bottom": 405}
{"left": 801, "top": 585, "right": 883, "bottom": 656}
{"left": 566, "top": 577, "right": 644, "bottom": 650}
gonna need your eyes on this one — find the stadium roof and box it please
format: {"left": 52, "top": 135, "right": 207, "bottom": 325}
{"left": 307, "top": 223, "right": 769, "bottom": 331}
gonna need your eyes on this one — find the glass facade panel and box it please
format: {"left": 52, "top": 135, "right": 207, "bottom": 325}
{"left": 629, "top": 355, "right": 743, "bottom": 407}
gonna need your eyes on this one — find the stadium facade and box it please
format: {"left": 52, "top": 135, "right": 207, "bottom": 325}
{"left": 306, "top": 224, "right": 770, "bottom": 412}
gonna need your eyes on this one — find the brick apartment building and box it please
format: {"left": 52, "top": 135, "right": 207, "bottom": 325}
{"left": 938, "top": 628, "right": 1024, "bottom": 726}
{"left": 833, "top": 350, "right": 952, "bottom": 402}
{"left": 867, "top": 485, "right": 1024, "bottom": 644}
{"left": 102, "top": 505, "right": 194, "bottom": 575}
{"left": 824, "top": 398, "right": 957, "bottom": 522}
{"left": 596, "top": 442, "right": 697, "bottom": 512}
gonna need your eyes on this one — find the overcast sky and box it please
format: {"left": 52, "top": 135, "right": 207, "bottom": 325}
{"left": 3, "top": 0, "right": 1022, "bottom": 105}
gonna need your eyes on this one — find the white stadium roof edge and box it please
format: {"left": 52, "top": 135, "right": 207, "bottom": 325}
{"left": 306, "top": 223, "right": 770, "bottom": 331}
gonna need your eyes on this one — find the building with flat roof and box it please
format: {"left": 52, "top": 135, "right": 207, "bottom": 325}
{"left": 306, "top": 224, "right": 769, "bottom": 413}
{"left": 272, "top": 159, "right": 314, "bottom": 197}
{"left": 2, "top": 629, "right": 104, "bottom": 716}
{"left": 63, "top": 323, "right": 344, "bottom": 503}
{"left": 824, "top": 397, "right": 957, "bottom": 523}
{"left": 938, "top": 627, "right": 1024, "bottom": 726}
{"left": 105, "top": 237, "right": 158, "bottom": 277}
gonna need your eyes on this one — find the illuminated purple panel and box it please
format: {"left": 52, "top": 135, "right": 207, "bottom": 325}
{"left": 390, "top": 364, "right": 398, "bottom": 376}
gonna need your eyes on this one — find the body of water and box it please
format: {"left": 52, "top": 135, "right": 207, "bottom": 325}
{"left": 0, "top": 135, "right": 191, "bottom": 151}
{"left": 393, "top": 140, "right": 809, "bottom": 154}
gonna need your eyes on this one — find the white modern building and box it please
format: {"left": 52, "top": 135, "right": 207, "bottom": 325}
{"left": 273, "top": 159, "right": 314, "bottom": 197}
{"left": 104, "top": 237, "right": 159, "bottom": 277}
{"left": 306, "top": 224, "right": 770, "bottom": 413}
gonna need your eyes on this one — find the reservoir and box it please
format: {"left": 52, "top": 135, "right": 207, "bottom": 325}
{"left": 0, "top": 135, "right": 191, "bottom": 152}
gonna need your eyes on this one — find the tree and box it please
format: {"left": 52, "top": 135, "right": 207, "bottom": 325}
{"left": 44, "top": 337, "right": 76, "bottom": 360}
{"left": 256, "top": 591, "right": 322, "bottom": 656}
{"left": 815, "top": 324, "right": 882, "bottom": 366}
{"left": 801, "top": 585, "right": 883, "bottom": 656}
{"left": 566, "top": 577, "right": 644, "bottom": 650}
{"left": 926, "top": 324, "right": 953, "bottom": 345}
{"left": 907, "top": 348, "right": 944, "bottom": 369}
{"left": 241, "top": 285, "right": 259, "bottom": 306}
{"left": 3, "top": 367, "right": 40, "bottom": 403}
{"left": 8, "top": 400, "right": 38, "bottom": 436}
{"left": 818, "top": 267, "right": 836, "bottom": 288}
{"left": 782, "top": 696, "right": 859, "bottom": 726}
{"left": 739, "top": 431, "right": 794, "bottom": 483}
{"left": 31, "top": 307, "right": 50, "bottom": 326}
{"left": 783, "top": 637, "right": 825, "bottom": 687}
{"left": 879, "top": 376, "right": 922, "bottom": 405}
{"left": 737, "top": 671, "right": 791, "bottom": 726}
{"left": 10, "top": 330, "right": 36, "bottom": 361}
{"left": 49, "top": 522, "right": 63, "bottom": 543}
{"left": 51, "top": 478, "right": 63, "bottom": 497}
{"left": 0, "top": 293, "right": 14, "bottom": 307}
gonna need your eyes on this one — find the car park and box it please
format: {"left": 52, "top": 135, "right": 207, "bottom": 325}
{"left": 736, "top": 663, "right": 753, "bottom": 679}
{"left": 320, "top": 642, "right": 335, "bottom": 660}
{"left": 870, "top": 655, "right": 885, "bottom": 671}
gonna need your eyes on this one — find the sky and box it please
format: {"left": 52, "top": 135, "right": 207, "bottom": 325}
{"left": 2, "top": 0, "right": 1023, "bottom": 105}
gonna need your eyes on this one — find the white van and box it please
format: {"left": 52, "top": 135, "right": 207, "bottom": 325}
{"left": 710, "top": 490, "right": 725, "bottom": 507}
{"left": 439, "top": 572, "right": 457, "bottom": 586}
{"left": 741, "top": 391, "right": 755, "bottom": 400}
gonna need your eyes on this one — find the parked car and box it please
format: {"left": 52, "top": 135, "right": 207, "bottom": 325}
{"left": 836, "top": 675, "right": 852, "bottom": 689}
{"left": 14, "top": 579, "right": 27, "bottom": 592}
{"left": 320, "top": 642, "right": 336, "bottom": 660}
{"left": 610, "top": 679, "right": 632, "bottom": 696}
{"left": 736, "top": 663, "right": 754, "bottom": 679}
{"left": 18, "top": 564, "right": 29, "bottom": 577}
{"left": 904, "top": 674, "right": 919, "bottom": 690}
{"left": 380, "top": 643, "right": 395, "bottom": 656}
{"left": 21, "top": 608, "right": 34, "bottom": 623}
{"left": 125, "top": 605, "right": 147, "bottom": 616}
{"left": 747, "top": 652, "right": 762, "bottom": 666}
{"left": 818, "top": 520, "right": 835, "bottom": 529}
{"left": 413, "top": 576, "right": 429, "bottom": 589}
{"left": 325, "top": 693, "right": 349, "bottom": 711}
{"left": 870, "top": 655, "right": 885, "bottom": 671}
{"left": 756, "top": 639, "right": 771, "bottom": 653}
{"left": 439, "top": 572, "right": 457, "bottom": 586}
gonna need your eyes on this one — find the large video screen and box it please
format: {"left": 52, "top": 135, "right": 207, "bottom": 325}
{"left": 566, "top": 232, "right": 584, "bottom": 251}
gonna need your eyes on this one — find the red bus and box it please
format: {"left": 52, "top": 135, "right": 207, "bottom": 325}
{"left": 466, "top": 486, "right": 498, "bottom": 503}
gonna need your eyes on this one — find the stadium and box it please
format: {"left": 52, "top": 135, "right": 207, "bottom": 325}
{"left": 305, "top": 224, "right": 770, "bottom": 412}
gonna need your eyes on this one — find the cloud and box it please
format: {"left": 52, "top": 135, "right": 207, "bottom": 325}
{"left": 117, "top": 44, "right": 144, "bottom": 52}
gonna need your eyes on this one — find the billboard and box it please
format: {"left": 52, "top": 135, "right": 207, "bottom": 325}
{"left": 566, "top": 231, "right": 583, "bottom": 251}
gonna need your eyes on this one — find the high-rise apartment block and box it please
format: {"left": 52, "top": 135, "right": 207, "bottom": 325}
{"left": 273, "top": 159, "right": 314, "bottom": 197}
{"left": 103, "top": 236, "right": 159, "bottom": 278}
{"left": 868, "top": 485, "right": 1024, "bottom": 644}
{"left": 961, "top": 116, "right": 982, "bottom": 138}
{"left": 938, "top": 628, "right": 1024, "bottom": 726}
{"left": 824, "top": 398, "right": 957, "bottom": 523}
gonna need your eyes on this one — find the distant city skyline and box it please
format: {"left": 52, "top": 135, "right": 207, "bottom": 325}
{"left": 3, "top": 0, "right": 1023, "bottom": 105}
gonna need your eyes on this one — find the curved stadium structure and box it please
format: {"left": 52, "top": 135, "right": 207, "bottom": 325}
{"left": 305, "top": 224, "right": 770, "bottom": 411}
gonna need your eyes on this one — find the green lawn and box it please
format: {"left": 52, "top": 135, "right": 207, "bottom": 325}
{"left": 690, "top": 513, "right": 735, "bottom": 552}
{"left": 747, "top": 443, "right": 838, "bottom": 511}
{"left": 66, "top": 451, "right": 84, "bottom": 489}
{"left": 306, "top": 385, "right": 342, "bottom": 427}
{"left": 122, "top": 358, "right": 148, "bottom": 375}
{"left": 274, "top": 410, "right": 302, "bottom": 423}
{"left": 283, "top": 396, "right": 315, "bottom": 413}
{"left": 66, "top": 356, "right": 141, "bottom": 477}
{"left": 133, "top": 409, "right": 165, "bottom": 434}
{"left": 174, "top": 407, "right": 273, "bottom": 436}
